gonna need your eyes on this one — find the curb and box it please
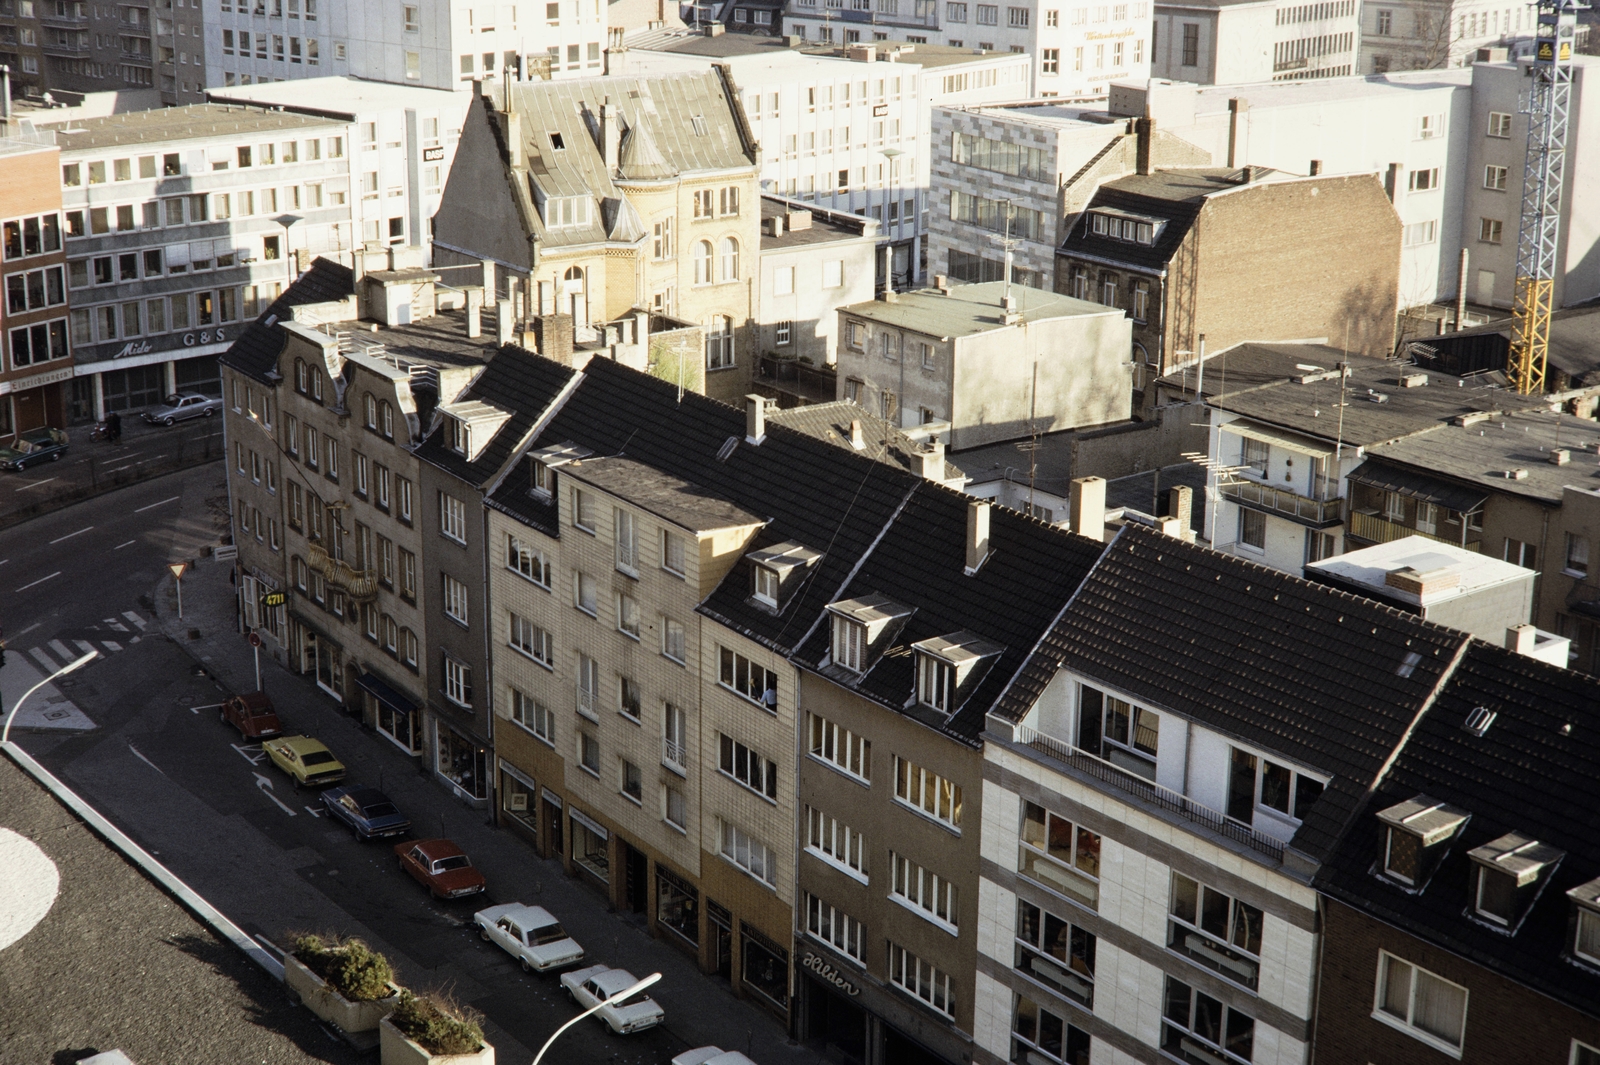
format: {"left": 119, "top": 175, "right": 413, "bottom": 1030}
{"left": 1, "top": 739, "right": 285, "bottom": 983}
{"left": 0, "top": 455, "right": 222, "bottom": 533}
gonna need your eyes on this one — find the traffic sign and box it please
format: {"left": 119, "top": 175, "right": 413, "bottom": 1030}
{"left": 261, "top": 591, "right": 286, "bottom": 608}
{"left": 248, "top": 631, "right": 263, "bottom": 648}
{"left": 169, "top": 562, "right": 188, "bottom": 580}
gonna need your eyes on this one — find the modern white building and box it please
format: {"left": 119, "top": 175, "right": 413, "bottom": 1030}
{"left": 1151, "top": 0, "right": 1360, "bottom": 85}
{"left": 199, "top": 0, "right": 615, "bottom": 92}
{"left": 1359, "top": 0, "right": 1537, "bottom": 73}
{"left": 625, "top": 30, "right": 1029, "bottom": 285}
{"left": 207, "top": 77, "right": 474, "bottom": 252}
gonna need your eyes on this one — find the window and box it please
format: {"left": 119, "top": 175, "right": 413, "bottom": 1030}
{"left": 720, "top": 186, "right": 740, "bottom": 216}
{"left": 888, "top": 943, "right": 953, "bottom": 1017}
{"left": 1479, "top": 218, "right": 1503, "bottom": 244}
{"left": 1227, "top": 747, "right": 1324, "bottom": 826}
{"left": 614, "top": 508, "right": 637, "bottom": 573}
{"left": 1018, "top": 802, "right": 1100, "bottom": 909}
{"left": 440, "top": 492, "right": 466, "bottom": 543}
{"left": 807, "top": 806, "right": 866, "bottom": 879}
{"left": 1239, "top": 508, "right": 1267, "bottom": 551}
{"left": 616, "top": 592, "right": 640, "bottom": 639}
{"left": 894, "top": 757, "right": 961, "bottom": 828}
{"left": 508, "top": 535, "right": 552, "bottom": 587}
{"left": 720, "top": 820, "right": 776, "bottom": 886}
{"left": 443, "top": 658, "right": 472, "bottom": 707}
{"left": 1163, "top": 977, "right": 1255, "bottom": 1065}
{"left": 832, "top": 615, "right": 866, "bottom": 672}
{"left": 1181, "top": 22, "right": 1199, "bottom": 65}
{"left": 823, "top": 260, "right": 843, "bottom": 288}
{"left": 693, "top": 240, "right": 714, "bottom": 285}
{"left": 752, "top": 564, "right": 780, "bottom": 607}
{"left": 719, "top": 646, "right": 777, "bottom": 711}
{"left": 720, "top": 734, "right": 778, "bottom": 800}
{"left": 1408, "top": 167, "right": 1440, "bottom": 192}
{"left": 398, "top": 548, "right": 417, "bottom": 599}
{"left": 1042, "top": 48, "right": 1059, "bottom": 74}
{"left": 663, "top": 784, "right": 686, "bottom": 829}
{"left": 1566, "top": 532, "right": 1588, "bottom": 576}
{"left": 572, "top": 487, "right": 596, "bottom": 531}
{"left": 578, "top": 732, "right": 600, "bottom": 776}
{"left": 576, "top": 653, "right": 599, "bottom": 720}
{"left": 1016, "top": 901, "right": 1095, "bottom": 1008}
{"left": 1575, "top": 909, "right": 1600, "bottom": 967}
{"left": 719, "top": 237, "right": 740, "bottom": 281}
{"left": 1376, "top": 6, "right": 1392, "bottom": 33}
{"left": 511, "top": 688, "right": 554, "bottom": 743}
{"left": 1013, "top": 992, "right": 1091, "bottom": 1065}
{"left": 1487, "top": 111, "right": 1513, "bottom": 138}
{"left": 891, "top": 852, "right": 958, "bottom": 930}
{"left": 1417, "top": 114, "right": 1444, "bottom": 140}
{"left": 662, "top": 703, "right": 688, "bottom": 771}
{"left": 661, "top": 530, "right": 688, "bottom": 576}
{"left": 620, "top": 759, "right": 643, "bottom": 804}
{"left": 1484, "top": 164, "right": 1509, "bottom": 190}
{"left": 1575, "top": 1043, "right": 1600, "bottom": 1065}
{"left": 1169, "top": 872, "right": 1263, "bottom": 989}
{"left": 652, "top": 218, "right": 674, "bottom": 260}
{"left": 1375, "top": 952, "right": 1467, "bottom": 1053}
{"left": 917, "top": 654, "right": 954, "bottom": 713}
{"left": 807, "top": 894, "right": 866, "bottom": 963}
{"left": 509, "top": 612, "right": 554, "bottom": 668}
{"left": 574, "top": 571, "right": 597, "bottom": 616}
{"left": 443, "top": 574, "right": 469, "bottom": 624}
{"left": 810, "top": 713, "right": 870, "bottom": 781}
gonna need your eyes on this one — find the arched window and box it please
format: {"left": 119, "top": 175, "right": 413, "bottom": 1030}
{"left": 294, "top": 358, "right": 307, "bottom": 393}
{"left": 380, "top": 400, "right": 394, "bottom": 439}
{"left": 705, "top": 314, "right": 734, "bottom": 371}
{"left": 720, "top": 237, "right": 740, "bottom": 281}
{"left": 564, "top": 265, "right": 584, "bottom": 282}
{"left": 364, "top": 392, "right": 377, "bottom": 428}
{"left": 694, "top": 240, "right": 714, "bottom": 285}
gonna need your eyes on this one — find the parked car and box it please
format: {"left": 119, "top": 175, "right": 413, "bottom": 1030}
{"left": 142, "top": 392, "right": 223, "bottom": 426}
{"left": 559, "top": 965, "right": 665, "bottom": 1034}
{"left": 219, "top": 691, "right": 282, "bottom": 740}
{"left": 263, "top": 735, "right": 346, "bottom": 787}
{"left": 0, "top": 427, "right": 68, "bottom": 471}
{"left": 474, "top": 902, "right": 584, "bottom": 972}
{"left": 672, "top": 1049, "right": 759, "bottom": 1065}
{"left": 394, "top": 839, "right": 487, "bottom": 899}
{"left": 321, "top": 786, "right": 411, "bottom": 841}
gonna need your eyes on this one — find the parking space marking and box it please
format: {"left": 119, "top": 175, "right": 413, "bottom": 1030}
{"left": 231, "top": 743, "right": 267, "bottom": 766}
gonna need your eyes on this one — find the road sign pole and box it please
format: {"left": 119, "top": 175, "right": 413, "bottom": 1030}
{"left": 176, "top": 575, "right": 183, "bottom": 619}
{"left": 249, "top": 629, "right": 264, "bottom": 691}
{"left": 169, "top": 562, "right": 189, "bottom": 620}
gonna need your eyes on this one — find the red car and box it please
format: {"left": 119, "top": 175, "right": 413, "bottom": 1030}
{"left": 395, "top": 839, "right": 487, "bottom": 899}
{"left": 220, "top": 692, "right": 283, "bottom": 739}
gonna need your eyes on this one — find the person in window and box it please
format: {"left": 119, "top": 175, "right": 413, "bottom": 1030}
{"left": 761, "top": 684, "right": 777, "bottom": 712}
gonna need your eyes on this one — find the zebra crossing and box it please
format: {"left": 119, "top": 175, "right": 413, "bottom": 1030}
{"left": 25, "top": 610, "right": 151, "bottom": 672}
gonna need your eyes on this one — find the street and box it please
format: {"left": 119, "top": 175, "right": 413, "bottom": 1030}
{"left": 1, "top": 463, "right": 811, "bottom": 1065}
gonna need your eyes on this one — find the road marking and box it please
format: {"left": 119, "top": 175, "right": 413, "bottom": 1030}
{"left": 104, "top": 464, "right": 133, "bottom": 473}
{"left": 48, "top": 639, "right": 74, "bottom": 660}
{"left": 304, "top": 806, "right": 324, "bottom": 818}
{"left": 12, "top": 622, "right": 39, "bottom": 639}
{"left": 253, "top": 772, "right": 297, "bottom": 817}
{"left": 15, "top": 477, "right": 58, "bottom": 491}
{"left": 102, "top": 640, "right": 122, "bottom": 652}
{"left": 123, "top": 611, "right": 148, "bottom": 630}
{"left": 0, "top": 559, "right": 8, "bottom": 566}
{"left": 105, "top": 618, "right": 128, "bottom": 632}
{"left": 231, "top": 743, "right": 267, "bottom": 766}
{"left": 112, "top": 540, "right": 136, "bottom": 550}
{"left": 49, "top": 526, "right": 93, "bottom": 545}
{"left": 127, "top": 741, "right": 167, "bottom": 776}
{"left": 134, "top": 495, "right": 180, "bottom": 513}
{"left": 27, "top": 647, "right": 55, "bottom": 671}
{"left": 15, "top": 571, "right": 60, "bottom": 592}
{"left": 72, "top": 640, "right": 100, "bottom": 660}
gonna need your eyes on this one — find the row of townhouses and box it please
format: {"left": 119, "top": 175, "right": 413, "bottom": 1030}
{"left": 217, "top": 248, "right": 1600, "bottom": 1065}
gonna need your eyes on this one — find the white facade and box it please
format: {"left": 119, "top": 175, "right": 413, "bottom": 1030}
{"left": 1152, "top": 0, "right": 1360, "bottom": 85}
{"left": 200, "top": 0, "right": 612, "bottom": 92}
{"left": 780, "top": 0, "right": 1151, "bottom": 97}
{"left": 1359, "top": 0, "right": 1536, "bottom": 74}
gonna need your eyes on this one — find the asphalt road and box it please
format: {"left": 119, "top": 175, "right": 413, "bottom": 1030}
{"left": 1, "top": 464, "right": 811, "bottom": 1065}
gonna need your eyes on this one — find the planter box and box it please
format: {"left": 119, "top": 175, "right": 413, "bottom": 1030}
{"left": 284, "top": 955, "right": 400, "bottom": 1033}
{"left": 379, "top": 1017, "right": 494, "bottom": 1065}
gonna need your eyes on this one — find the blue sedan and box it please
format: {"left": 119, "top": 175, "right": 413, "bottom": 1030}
{"left": 321, "top": 786, "right": 411, "bottom": 841}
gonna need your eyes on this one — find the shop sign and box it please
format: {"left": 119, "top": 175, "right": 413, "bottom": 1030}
{"left": 802, "top": 951, "right": 860, "bottom": 996}
{"left": 423, "top": 146, "right": 445, "bottom": 161}
{"left": 0, "top": 364, "right": 75, "bottom": 394}
{"left": 79, "top": 329, "right": 231, "bottom": 365}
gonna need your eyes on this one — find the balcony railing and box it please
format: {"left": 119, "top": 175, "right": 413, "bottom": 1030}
{"left": 1014, "top": 724, "right": 1285, "bottom": 861}
{"left": 1349, "top": 510, "right": 1480, "bottom": 552}
{"left": 1221, "top": 479, "right": 1342, "bottom": 527}
{"left": 662, "top": 737, "right": 686, "bottom": 772}
{"left": 755, "top": 354, "right": 837, "bottom": 405}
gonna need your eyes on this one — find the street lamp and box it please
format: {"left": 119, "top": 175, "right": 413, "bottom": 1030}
{"left": 274, "top": 213, "right": 303, "bottom": 288}
{"left": 1, "top": 650, "right": 98, "bottom": 746}
{"left": 880, "top": 147, "right": 904, "bottom": 288}
{"left": 529, "top": 972, "right": 661, "bottom": 1065}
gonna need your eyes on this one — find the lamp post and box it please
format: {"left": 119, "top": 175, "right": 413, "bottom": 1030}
{"left": 1, "top": 650, "right": 98, "bottom": 746}
{"left": 529, "top": 972, "right": 661, "bottom": 1065}
{"left": 274, "top": 213, "right": 303, "bottom": 288}
{"left": 880, "top": 147, "right": 904, "bottom": 290}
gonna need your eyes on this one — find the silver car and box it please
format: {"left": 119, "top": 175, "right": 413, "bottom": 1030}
{"left": 142, "top": 392, "right": 223, "bottom": 426}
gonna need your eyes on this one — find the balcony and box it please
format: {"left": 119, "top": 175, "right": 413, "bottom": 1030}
{"left": 662, "top": 737, "right": 687, "bottom": 774}
{"left": 1014, "top": 724, "right": 1285, "bottom": 861}
{"left": 1349, "top": 510, "right": 1480, "bottom": 552}
{"left": 754, "top": 354, "right": 837, "bottom": 405}
{"left": 1221, "top": 478, "right": 1342, "bottom": 528}
{"left": 39, "top": 11, "right": 88, "bottom": 27}
{"left": 306, "top": 542, "right": 379, "bottom": 603}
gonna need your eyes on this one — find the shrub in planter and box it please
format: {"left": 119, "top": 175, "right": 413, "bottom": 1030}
{"left": 292, "top": 934, "right": 396, "bottom": 1001}
{"left": 387, "top": 992, "right": 485, "bottom": 1057}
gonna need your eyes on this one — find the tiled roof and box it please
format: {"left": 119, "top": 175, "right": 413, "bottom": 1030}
{"left": 413, "top": 347, "right": 578, "bottom": 488}
{"left": 993, "top": 524, "right": 1471, "bottom": 862}
{"left": 1317, "top": 641, "right": 1600, "bottom": 1019}
{"left": 217, "top": 257, "right": 354, "bottom": 384}
{"left": 1057, "top": 180, "right": 1206, "bottom": 271}
{"left": 768, "top": 401, "right": 965, "bottom": 481}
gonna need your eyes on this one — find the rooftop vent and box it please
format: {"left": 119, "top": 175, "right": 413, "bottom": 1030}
{"left": 1464, "top": 705, "right": 1497, "bottom": 736}
{"left": 1550, "top": 448, "right": 1570, "bottom": 466}
{"left": 1367, "top": 390, "right": 1389, "bottom": 403}
{"left": 1399, "top": 372, "right": 1429, "bottom": 388}
{"left": 716, "top": 435, "right": 739, "bottom": 462}
{"left": 1385, "top": 566, "right": 1460, "bottom": 598}
{"left": 1505, "top": 467, "right": 1529, "bottom": 480}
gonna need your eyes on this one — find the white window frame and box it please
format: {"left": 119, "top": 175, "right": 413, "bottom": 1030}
{"left": 614, "top": 508, "right": 638, "bottom": 574}
{"left": 832, "top": 615, "right": 866, "bottom": 672}
{"left": 893, "top": 755, "right": 962, "bottom": 829}
{"left": 807, "top": 893, "right": 866, "bottom": 964}
{"left": 806, "top": 805, "right": 867, "bottom": 882}
{"left": 916, "top": 653, "right": 954, "bottom": 713}
{"left": 1373, "top": 951, "right": 1468, "bottom": 1056}
{"left": 809, "top": 712, "right": 870, "bottom": 783}
{"left": 508, "top": 534, "right": 552, "bottom": 588}
{"left": 443, "top": 657, "right": 471, "bottom": 707}
{"left": 891, "top": 851, "right": 959, "bottom": 932}
{"left": 887, "top": 942, "right": 953, "bottom": 1018}
{"left": 576, "top": 652, "right": 599, "bottom": 721}
{"left": 442, "top": 573, "right": 469, "bottom": 625}
{"left": 508, "top": 611, "right": 554, "bottom": 668}
{"left": 719, "top": 819, "right": 777, "bottom": 887}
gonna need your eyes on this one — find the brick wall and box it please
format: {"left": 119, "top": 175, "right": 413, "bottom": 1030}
{"left": 1314, "top": 897, "right": 1600, "bottom": 1064}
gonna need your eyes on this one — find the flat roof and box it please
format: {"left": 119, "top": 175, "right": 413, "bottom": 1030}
{"left": 760, "top": 195, "right": 876, "bottom": 249}
{"left": 206, "top": 76, "right": 466, "bottom": 119}
{"left": 1305, "top": 536, "right": 1535, "bottom": 608}
{"left": 51, "top": 103, "right": 340, "bottom": 152}
{"left": 626, "top": 27, "right": 1017, "bottom": 69}
{"left": 842, "top": 280, "right": 1116, "bottom": 338}
{"left": 1367, "top": 408, "right": 1600, "bottom": 506}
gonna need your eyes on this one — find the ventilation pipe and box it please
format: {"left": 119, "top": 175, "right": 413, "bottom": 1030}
{"left": 1070, "top": 476, "right": 1107, "bottom": 543}
{"left": 745, "top": 394, "right": 767, "bottom": 444}
{"left": 481, "top": 259, "right": 496, "bottom": 307}
{"left": 1456, "top": 247, "right": 1469, "bottom": 331}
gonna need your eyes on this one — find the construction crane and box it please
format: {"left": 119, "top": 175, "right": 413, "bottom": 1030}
{"left": 1507, "top": 0, "right": 1581, "bottom": 395}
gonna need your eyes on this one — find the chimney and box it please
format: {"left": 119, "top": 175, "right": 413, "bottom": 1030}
{"left": 1226, "top": 97, "right": 1248, "bottom": 168}
{"left": 1309, "top": 159, "right": 1322, "bottom": 176}
{"left": 352, "top": 245, "right": 367, "bottom": 283}
{"left": 1385, "top": 162, "right": 1400, "bottom": 203}
{"left": 880, "top": 243, "right": 895, "bottom": 299}
{"left": 496, "top": 299, "right": 513, "bottom": 344}
{"left": 933, "top": 273, "right": 950, "bottom": 295}
{"left": 764, "top": 213, "right": 784, "bottom": 237}
{"left": 706, "top": 19, "right": 724, "bottom": 35}
{"left": 506, "top": 276, "right": 522, "bottom": 322}
{"left": 1134, "top": 116, "right": 1154, "bottom": 176}
{"left": 965, "top": 500, "right": 991, "bottom": 574}
{"left": 533, "top": 313, "right": 574, "bottom": 365}
{"left": 1069, "top": 476, "right": 1107, "bottom": 543}
{"left": 503, "top": 108, "right": 523, "bottom": 169}
{"left": 481, "top": 259, "right": 497, "bottom": 307}
{"left": 466, "top": 287, "right": 483, "bottom": 338}
{"left": 1507, "top": 624, "right": 1540, "bottom": 655}
{"left": 602, "top": 96, "right": 621, "bottom": 173}
{"left": 849, "top": 419, "right": 865, "bottom": 449}
{"left": 745, "top": 394, "right": 767, "bottom": 444}
{"left": 1550, "top": 448, "right": 1571, "bottom": 466}
{"left": 1168, "top": 485, "right": 1193, "bottom": 539}
{"left": 916, "top": 440, "right": 946, "bottom": 483}
{"left": 1385, "top": 565, "right": 1460, "bottom": 598}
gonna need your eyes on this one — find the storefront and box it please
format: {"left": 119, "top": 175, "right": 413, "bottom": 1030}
{"left": 435, "top": 723, "right": 488, "bottom": 803}
{"left": 498, "top": 759, "right": 539, "bottom": 846}
{"left": 289, "top": 614, "right": 345, "bottom": 703}
{"left": 0, "top": 366, "right": 72, "bottom": 436}
{"left": 795, "top": 940, "right": 959, "bottom": 1065}
{"left": 354, "top": 668, "right": 422, "bottom": 755}
{"left": 655, "top": 864, "right": 699, "bottom": 953}
{"left": 569, "top": 807, "right": 609, "bottom": 887}
{"left": 741, "top": 922, "right": 790, "bottom": 1014}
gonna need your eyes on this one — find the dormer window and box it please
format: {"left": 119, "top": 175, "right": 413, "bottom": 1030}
{"left": 826, "top": 593, "right": 913, "bottom": 677}
{"left": 530, "top": 459, "right": 553, "bottom": 497}
{"left": 1089, "top": 210, "right": 1157, "bottom": 244}
{"left": 744, "top": 541, "right": 823, "bottom": 611}
{"left": 445, "top": 416, "right": 469, "bottom": 456}
{"left": 919, "top": 656, "right": 953, "bottom": 713}
{"left": 1376, "top": 795, "right": 1470, "bottom": 887}
{"left": 912, "top": 631, "right": 1004, "bottom": 716}
{"left": 1567, "top": 877, "right": 1600, "bottom": 966}
{"left": 1467, "top": 832, "right": 1564, "bottom": 928}
{"left": 526, "top": 442, "right": 592, "bottom": 501}
{"left": 834, "top": 616, "right": 866, "bottom": 672}
{"left": 544, "top": 195, "right": 592, "bottom": 229}
{"left": 754, "top": 564, "right": 779, "bottom": 607}
{"left": 437, "top": 399, "right": 509, "bottom": 462}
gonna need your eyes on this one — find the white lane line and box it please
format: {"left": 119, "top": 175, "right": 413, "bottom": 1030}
{"left": 72, "top": 640, "right": 100, "bottom": 660}
{"left": 105, "top": 618, "right": 129, "bottom": 632}
{"left": 105, "top": 465, "right": 133, "bottom": 473}
{"left": 123, "top": 611, "right": 148, "bottom": 630}
{"left": 48, "top": 639, "right": 74, "bottom": 661}
{"left": 101, "top": 640, "right": 123, "bottom": 652}
{"left": 12, "top": 622, "right": 40, "bottom": 639}
{"left": 134, "top": 495, "right": 180, "bottom": 513}
{"left": 16, "top": 571, "right": 60, "bottom": 592}
{"left": 0, "top": 559, "right": 8, "bottom": 566}
{"left": 15, "top": 477, "right": 58, "bottom": 491}
{"left": 113, "top": 540, "right": 136, "bottom": 550}
{"left": 28, "top": 647, "right": 57, "bottom": 672}
{"left": 127, "top": 741, "right": 167, "bottom": 776}
{"left": 48, "top": 526, "right": 93, "bottom": 545}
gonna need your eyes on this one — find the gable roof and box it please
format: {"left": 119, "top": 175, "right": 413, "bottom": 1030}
{"left": 217, "top": 257, "right": 354, "bottom": 384}
{"left": 1317, "top": 640, "right": 1600, "bottom": 1019}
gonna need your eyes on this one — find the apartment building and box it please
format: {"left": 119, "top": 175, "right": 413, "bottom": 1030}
{"left": 431, "top": 72, "right": 762, "bottom": 404}
{"left": 1055, "top": 167, "right": 1401, "bottom": 402}
{"left": 0, "top": 0, "right": 187, "bottom": 103}
{"left": 200, "top": 0, "right": 613, "bottom": 91}
{"left": 208, "top": 76, "right": 474, "bottom": 252}
{"left": 1359, "top": 0, "right": 1537, "bottom": 73}
{"left": 1151, "top": 0, "right": 1360, "bottom": 84}
{"left": 976, "top": 516, "right": 1486, "bottom": 1065}
{"left": 0, "top": 130, "right": 73, "bottom": 436}
{"left": 53, "top": 104, "right": 349, "bottom": 421}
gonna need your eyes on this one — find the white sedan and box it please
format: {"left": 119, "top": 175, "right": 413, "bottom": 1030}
{"left": 672, "top": 1049, "right": 759, "bottom": 1065}
{"left": 473, "top": 902, "right": 584, "bottom": 972}
{"left": 559, "top": 964, "right": 666, "bottom": 1034}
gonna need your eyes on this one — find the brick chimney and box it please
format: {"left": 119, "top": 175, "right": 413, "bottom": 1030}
{"left": 1168, "top": 485, "right": 1193, "bottom": 540}
{"left": 965, "top": 500, "right": 991, "bottom": 574}
{"left": 745, "top": 394, "right": 767, "bottom": 444}
{"left": 1070, "top": 476, "right": 1107, "bottom": 543}
{"left": 1135, "top": 116, "right": 1154, "bottom": 176}
{"left": 849, "top": 419, "right": 865, "bottom": 449}
{"left": 533, "top": 313, "right": 574, "bottom": 365}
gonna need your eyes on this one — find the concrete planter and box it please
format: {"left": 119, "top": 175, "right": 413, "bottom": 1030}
{"left": 379, "top": 1017, "right": 495, "bottom": 1065}
{"left": 284, "top": 955, "right": 400, "bottom": 1033}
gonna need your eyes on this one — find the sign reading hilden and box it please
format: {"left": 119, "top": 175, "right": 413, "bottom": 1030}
{"left": 802, "top": 951, "right": 861, "bottom": 996}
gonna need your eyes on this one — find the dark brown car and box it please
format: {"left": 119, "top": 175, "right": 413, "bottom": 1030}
{"left": 221, "top": 692, "right": 283, "bottom": 740}
{"left": 395, "top": 839, "right": 487, "bottom": 899}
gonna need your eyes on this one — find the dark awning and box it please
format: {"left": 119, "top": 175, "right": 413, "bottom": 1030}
{"left": 354, "top": 669, "right": 419, "bottom": 714}
{"left": 1348, "top": 460, "right": 1489, "bottom": 515}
